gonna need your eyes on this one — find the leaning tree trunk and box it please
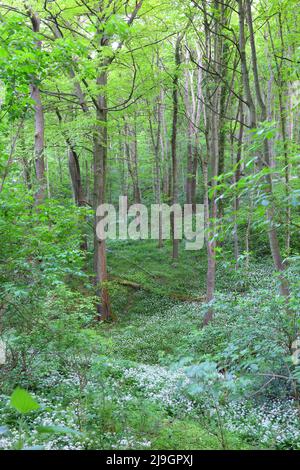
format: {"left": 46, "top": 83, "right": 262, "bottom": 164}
{"left": 268, "top": 16, "right": 291, "bottom": 255}
{"left": 240, "top": 0, "right": 289, "bottom": 298}
{"left": 56, "top": 109, "right": 87, "bottom": 251}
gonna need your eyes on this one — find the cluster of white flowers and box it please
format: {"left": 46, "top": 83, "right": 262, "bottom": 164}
{"left": 222, "top": 399, "right": 300, "bottom": 448}
{"left": 112, "top": 433, "right": 152, "bottom": 450}
{"left": 121, "top": 363, "right": 194, "bottom": 412}
{"left": 0, "top": 394, "right": 83, "bottom": 450}
{"left": 0, "top": 435, "right": 13, "bottom": 449}
{"left": 110, "top": 300, "right": 201, "bottom": 364}
{"left": 41, "top": 371, "right": 81, "bottom": 389}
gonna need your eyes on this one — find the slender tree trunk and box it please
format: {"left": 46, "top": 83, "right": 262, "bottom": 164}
{"left": 132, "top": 117, "right": 141, "bottom": 204}
{"left": 31, "top": 81, "right": 45, "bottom": 206}
{"left": 45, "top": 153, "right": 50, "bottom": 198}
{"left": 278, "top": 89, "right": 291, "bottom": 255}
{"left": 171, "top": 35, "right": 181, "bottom": 260}
{"left": 0, "top": 120, "right": 24, "bottom": 194}
{"left": 56, "top": 109, "right": 88, "bottom": 250}
{"left": 160, "top": 89, "right": 169, "bottom": 198}
{"left": 202, "top": 155, "right": 216, "bottom": 325}
{"left": 55, "top": 110, "right": 84, "bottom": 206}
{"left": 269, "top": 15, "right": 291, "bottom": 254}
{"left": 233, "top": 103, "right": 244, "bottom": 269}
{"left": 149, "top": 91, "right": 163, "bottom": 248}
{"left": 28, "top": 11, "right": 45, "bottom": 206}
{"left": 239, "top": 0, "right": 289, "bottom": 298}
{"left": 53, "top": 22, "right": 89, "bottom": 250}
{"left": 184, "top": 64, "right": 194, "bottom": 206}
{"left": 117, "top": 125, "right": 126, "bottom": 196}
{"left": 184, "top": 50, "right": 200, "bottom": 211}
{"left": 125, "top": 119, "right": 141, "bottom": 205}
{"left": 217, "top": 40, "right": 231, "bottom": 220}
{"left": 201, "top": 0, "right": 225, "bottom": 325}
{"left": 85, "top": 160, "right": 91, "bottom": 205}
{"left": 68, "top": 148, "right": 84, "bottom": 206}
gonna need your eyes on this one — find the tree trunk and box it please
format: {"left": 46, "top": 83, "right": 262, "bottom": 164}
{"left": 160, "top": 88, "right": 170, "bottom": 198}
{"left": 125, "top": 119, "right": 141, "bottom": 205}
{"left": 93, "top": 70, "right": 112, "bottom": 320}
{"left": 171, "top": 35, "right": 182, "bottom": 260}
{"left": 268, "top": 15, "right": 291, "bottom": 255}
{"left": 149, "top": 91, "right": 163, "bottom": 248}
{"left": 184, "top": 66, "right": 194, "bottom": 206}
{"left": 29, "top": 11, "right": 45, "bottom": 206}
{"left": 201, "top": 0, "right": 225, "bottom": 325}
{"left": 233, "top": 103, "right": 244, "bottom": 269}
{"left": 202, "top": 155, "right": 216, "bottom": 326}
{"left": 243, "top": 0, "right": 289, "bottom": 298}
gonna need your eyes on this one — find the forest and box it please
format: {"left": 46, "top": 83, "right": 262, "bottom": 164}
{"left": 0, "top": 0, "right": 299, "bottom": 453}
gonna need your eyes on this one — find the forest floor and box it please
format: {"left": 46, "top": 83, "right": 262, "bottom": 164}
{"left": 0, "top": 240, "right": 299, "bottom": 450}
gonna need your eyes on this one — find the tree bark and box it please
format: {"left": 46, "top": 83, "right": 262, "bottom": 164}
{"left": 201, "top": 0, "right": 225, "bottom": 325}
{"left": 93, "top": 69, "right": 112, "bottom": 320}
{"left": 233, "top": 103, "right": 244, "bottom": 268}
{"left": 268, "top": 15, "right": 291, "bottom": 255}
{"left": 171, "top": 35, "right": 182, "bottom": 260}
{"left": 29, "top": 11, "right": 45, "bottom": 206}
{"left": 239, "top": 0, "right": 290, "bottom": 298}
{"left": 125, "top": 118, "right": 141, "bottom": 205}
{"left": 149, "top": 89, "right": 163, "bottom": 248}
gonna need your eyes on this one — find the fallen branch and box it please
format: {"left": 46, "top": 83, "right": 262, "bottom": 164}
{"left": 110, "top": 276, "right": 205, "bottom": 303}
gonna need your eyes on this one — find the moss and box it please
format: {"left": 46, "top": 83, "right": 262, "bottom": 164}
{"left": 152, "top": 419, "right": 252, "bottom": 450}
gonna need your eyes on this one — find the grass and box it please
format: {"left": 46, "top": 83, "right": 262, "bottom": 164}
{"left": 107, "top": 239, "right": 207, "bottom": 298}
{"left": 152, "top": 419, "right": 253, "bottom": 450}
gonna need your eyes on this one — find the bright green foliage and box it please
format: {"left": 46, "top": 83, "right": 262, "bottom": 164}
{"left": 10, "top": 387, "right": 40, "bottom": 414}
{"left": 0, "top": 0, "right": 299, "bottom": 453}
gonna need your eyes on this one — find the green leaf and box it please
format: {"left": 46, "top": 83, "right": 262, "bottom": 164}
{"left": 36, "top": 425, "right": 81, "bottom": 436}
{"left": 10, "top": 387, "right": 40, "bottom": 414}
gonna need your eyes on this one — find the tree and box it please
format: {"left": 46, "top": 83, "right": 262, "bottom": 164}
{"left": 238, "top": 0, "right": 289, "bottom": 299}
{"left": 28, "top": 8, "right": 46, "bottom": 206}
